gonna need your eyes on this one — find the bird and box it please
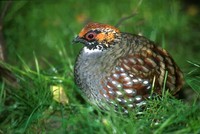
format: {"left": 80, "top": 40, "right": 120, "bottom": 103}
{"left": 73, "top": 22, "right": 184, "bottom": 113}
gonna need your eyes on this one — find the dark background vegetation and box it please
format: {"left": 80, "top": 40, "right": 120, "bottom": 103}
{"left": 0, "top": 0, "right": 200, "bottom": 133}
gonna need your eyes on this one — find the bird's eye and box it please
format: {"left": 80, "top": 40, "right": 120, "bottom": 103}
{"left": 85, "top": 32, "right": 97, "bottom": 41}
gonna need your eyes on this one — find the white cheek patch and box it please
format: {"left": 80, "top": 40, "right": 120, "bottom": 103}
{"left": 83, "top": 47, "right": 103, "bottom": 54}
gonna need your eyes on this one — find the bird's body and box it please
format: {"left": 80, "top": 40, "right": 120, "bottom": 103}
{"left": 73, "top": 23, "right": 184, "bottom": 112}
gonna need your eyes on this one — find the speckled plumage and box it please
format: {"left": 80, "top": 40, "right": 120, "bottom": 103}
{"left": 73, "top": 22, "right": 184, "bottom": 112}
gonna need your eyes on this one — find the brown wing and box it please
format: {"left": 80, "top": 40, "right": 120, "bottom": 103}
{"left": 100, "top": 43, "right": 184, "bottom": 109}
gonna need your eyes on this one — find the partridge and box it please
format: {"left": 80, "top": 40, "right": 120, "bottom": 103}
{"left": 73, "top": 22, "right": 184, "bottom": 112}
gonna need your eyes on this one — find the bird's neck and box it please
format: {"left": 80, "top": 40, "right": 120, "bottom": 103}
{"left": 83, "top": 46, "right": 121, "bottom": 70}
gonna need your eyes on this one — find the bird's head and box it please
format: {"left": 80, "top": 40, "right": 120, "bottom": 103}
{"left": 73, "top": 22, "right": 121, "bottom": 51}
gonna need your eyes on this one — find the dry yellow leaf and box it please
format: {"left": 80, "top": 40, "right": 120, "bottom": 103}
{"left": 50, "top": 85, "right": 69, "bottom": 105}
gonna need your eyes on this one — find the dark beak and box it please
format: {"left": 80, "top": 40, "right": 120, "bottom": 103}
{"left": 72, "top": 36, "right": 87, "bottom": 45}
{"left": 72, "top": 36, "right": 81, "bottom": 44}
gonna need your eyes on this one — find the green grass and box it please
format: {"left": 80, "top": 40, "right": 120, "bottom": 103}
{"left": 0, "top": 0, "right": 200, "bottom": 133}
